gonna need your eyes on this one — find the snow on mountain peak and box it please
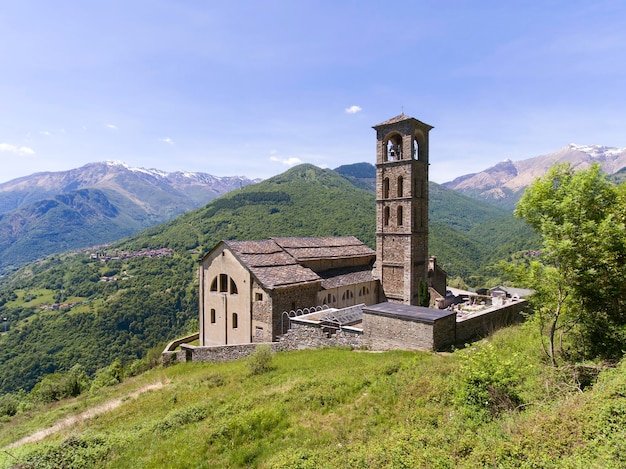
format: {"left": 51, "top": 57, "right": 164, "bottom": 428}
{"left": 567, "top": 144, "right": 625, "bottom": 159}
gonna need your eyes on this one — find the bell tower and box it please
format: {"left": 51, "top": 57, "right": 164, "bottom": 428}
{"left": 373, "top": 114, "right": 433, "bottom": 305}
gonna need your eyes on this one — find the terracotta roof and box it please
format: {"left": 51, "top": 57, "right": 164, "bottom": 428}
{"left": 318, "top": 267, "right": 374, "bottom": 290}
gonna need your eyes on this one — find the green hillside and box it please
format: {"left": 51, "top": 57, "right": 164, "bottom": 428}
{"left": 0, "top": 164, "right": 539, "bottom": 394}
{"left": 2, "top": 325, "right": 625, "bottom": 468}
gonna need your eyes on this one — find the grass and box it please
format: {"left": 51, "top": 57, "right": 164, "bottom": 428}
{"left": 1, "top": 323, "right": 625, "bottom": 468}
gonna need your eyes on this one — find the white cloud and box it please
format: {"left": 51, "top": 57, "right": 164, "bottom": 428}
{"left": 106, "top": 124, "right": 118, "bottom": 130}
{"left": 40, "top": 131, "right": 52, "bottom": 136}
{"left": 345, "top": 105, "right": 362, "bottom": 114}
{"left": 270, "top": 156, "right": 303, "bottom": 166}
{"left": 0, "top": 143, "right": 35, "bottom": 155}
{"left": 159, "top": 137, "right": 175, "bottom": 145}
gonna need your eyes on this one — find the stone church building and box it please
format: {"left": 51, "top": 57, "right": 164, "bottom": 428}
{"left": 198, "top": 113, "right": 448, "bottom": 347}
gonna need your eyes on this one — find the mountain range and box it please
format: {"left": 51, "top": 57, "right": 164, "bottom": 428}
{"left": 0, "top": 161, "right": 260, "bottom": 270}
{"left": 1, "top": 143, "right": 623, "bottom": 271}
{"left": 443, "top": 144, "right": 626, "bottom": 208}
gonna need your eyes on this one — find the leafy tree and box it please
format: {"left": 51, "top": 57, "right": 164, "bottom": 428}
{"left": 515, "top": 163, "right": 626, "bottom": 363}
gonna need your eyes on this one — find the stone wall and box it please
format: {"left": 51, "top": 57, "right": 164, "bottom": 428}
{"left": 363, "top": 312, "right": 455, "bottom": 351}
{"left": 455, "top": 299, "right": 527, "bottom": 344}
{"left": 162, "top": 324, "right": 362, "bottom": 365}
{"left": 163, "top": 300, "right": 529, "bottom": 365}
{"left": 276, "top": 323, "right": 362, "bottom": 351}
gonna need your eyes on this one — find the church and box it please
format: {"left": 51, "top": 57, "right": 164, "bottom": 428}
{"left": 198, "top": 114, "right": 448, "bottom": 347}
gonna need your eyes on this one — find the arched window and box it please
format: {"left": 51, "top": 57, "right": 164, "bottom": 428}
{"left": 386, "top": 135, "right": 402, "bottom": 161}
{"left": 210, "top": 277, "right": 218, "bottom": 292}
{"left": 383, "top": 206, "right": 390, "bottom": 226}
{"left": 383, "top": 178, "right": 390, "bottom": 199}
{"left": 232, "top": 313, "right": 238, "bottom": 329}
{"left": 210, "top": 308, "right": 216, "bottom": 324}
{"left": 230, "top": 278, "right": 238, "bottom": 295}
{"left": 397, "top": 176, "right": 403, "bottom": 197}
{"left": 219, "top": 274, "right": 228, "bottom": 292}
{"left": 397, "top": 206, "right": 403, "bottom": 226}
{"left": 413, "top": 139, "right": 419, "bottom": 160}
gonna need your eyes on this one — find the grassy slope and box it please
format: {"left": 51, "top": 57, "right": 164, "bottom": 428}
{"left": 2, "top": 324, "right": 625, "bottom": 468}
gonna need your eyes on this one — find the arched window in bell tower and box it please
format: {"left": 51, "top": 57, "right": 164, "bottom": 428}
{"left": 397, "top": 206, "right": 404, "bottom": 226}
{"left": 383, "top": 206, "right": 390, "bottom": 226}
{"left": 397, "top": 176, "right": 404, "bottom": 197}
{"left": 383, "top": 178, "right": 390, "bottom": 199}
{"left": 386, "top": 135, "right": 402, "bottom": 161}
{"left": 413, "top": 138, "right": 419, "bottom": 160}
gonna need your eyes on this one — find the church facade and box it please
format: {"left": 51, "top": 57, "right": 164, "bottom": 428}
{"left": 198, "top": 236, "right": 378, "bottom": 346}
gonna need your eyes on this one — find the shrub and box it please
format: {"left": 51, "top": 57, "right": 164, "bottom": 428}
{"left": 90, "top": 359, "right": 123, "bottom": 393}
{"left": 247, "top": 345, "right": 274, "bottom": 376}
{"left": 455, "top": 344, "right": 526, "bottom": 422}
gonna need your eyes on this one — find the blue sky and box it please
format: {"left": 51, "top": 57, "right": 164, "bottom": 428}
{"left": 1, "top": 1, "right": 625, "bottom": 184}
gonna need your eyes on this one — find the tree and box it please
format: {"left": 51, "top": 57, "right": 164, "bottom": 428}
{"left": 515, "top": 163, "right": 626, "bottom": 363}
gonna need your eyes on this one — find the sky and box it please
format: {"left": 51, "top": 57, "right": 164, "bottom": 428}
{"left": 1, "top": 1, "right": 625, "bottom": 184}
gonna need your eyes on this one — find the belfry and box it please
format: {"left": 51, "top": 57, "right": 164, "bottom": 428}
{"left": 372, "top": 114, "right": 433, "bottom": 305}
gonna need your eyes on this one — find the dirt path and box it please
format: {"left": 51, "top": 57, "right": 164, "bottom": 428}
{"left": 5, "top": 381, "right": 168, "bottom": 449}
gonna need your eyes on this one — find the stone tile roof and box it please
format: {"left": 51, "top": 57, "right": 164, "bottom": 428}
{"left": 363, "top": 302, "right": 455, "bottom": 324}
{"left": 221, "top": 236, "right": 374, "bottom": 290}
{"left": 372, "top": 113, "right": 433, "bottom": 130}
{"left": 318, "top": 267, "right": 374, "bottom": 290}
{"left": 224, "top": 239, "right": 320, "bottom": 289}
{"left": 272, "top": 236, "right": 375, "bottom": 262}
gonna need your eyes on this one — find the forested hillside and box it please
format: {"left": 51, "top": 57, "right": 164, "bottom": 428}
{"left": 0, "top": 161, "right": 258, "bottom": 271}
{"left": 0, "top": 164, "right": 539, "bottom": 394}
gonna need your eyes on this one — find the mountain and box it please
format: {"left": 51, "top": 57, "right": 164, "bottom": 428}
{"left": 444, "top": 144, "right": 626, "bottom": 208}
{"left": 0, "top": 161, "right": 260, "bottom": 270}
{"left": 334, "top": 162, "right": 376, "bottom": 192}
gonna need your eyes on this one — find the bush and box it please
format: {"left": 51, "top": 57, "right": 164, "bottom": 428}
{"left": 455, "top": 344, "right": 526, "bottom": 422}
{"left": 90, "top": 359, "right": 123, "bottom": 393}
{"left": 247, "top": 345, "right": 274, "bottom": 376}
{"left": 30, "top": 365, "right": 90, "bottom": 403}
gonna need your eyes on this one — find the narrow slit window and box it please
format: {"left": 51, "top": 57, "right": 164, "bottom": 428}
{"left": 219, "top": 274, "right": 228, "bottom": 292}
{"left": 232, "top": 313, "right": 238, "bottom": 329}
{"left": 210, "top": 308, "right": 216, "bottom": 324}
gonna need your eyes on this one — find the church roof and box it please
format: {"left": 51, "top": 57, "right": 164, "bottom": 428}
{"left": 272, "top": 236, "right": 374, "bottom": 261}
{"left": 372, "top": 113, "right": 434, "bottom": 130}
{"left": 318, "top": 266, "right": 374, "bottom": 290}
{"left": 224, "top": 239, "right": 320, "bottom": 289}
{"left": 219, "top": 236, "right": 374, "bottom": 290}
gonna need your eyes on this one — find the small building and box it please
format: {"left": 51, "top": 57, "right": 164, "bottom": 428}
{"left": 490, "top": 286, "right": 533, "bottom": 300}
{"left": 362, "top": 302, "right": 456, "bottom": 351}
{"left": 198, "top": 236, "right": 378, "bottom": 346}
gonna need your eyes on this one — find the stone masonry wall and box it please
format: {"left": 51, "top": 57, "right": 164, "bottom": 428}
{"left": 275, "top": 323, "right": 362, "bottom": 351}
{"left": 455, "top": 300, "right": 527, "bottom": 344}
{"left": 162, "top": 324, "right": 362, "bottom": 365}
{"left": 363, "top": 313, "right": 435, "bottom": 351}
